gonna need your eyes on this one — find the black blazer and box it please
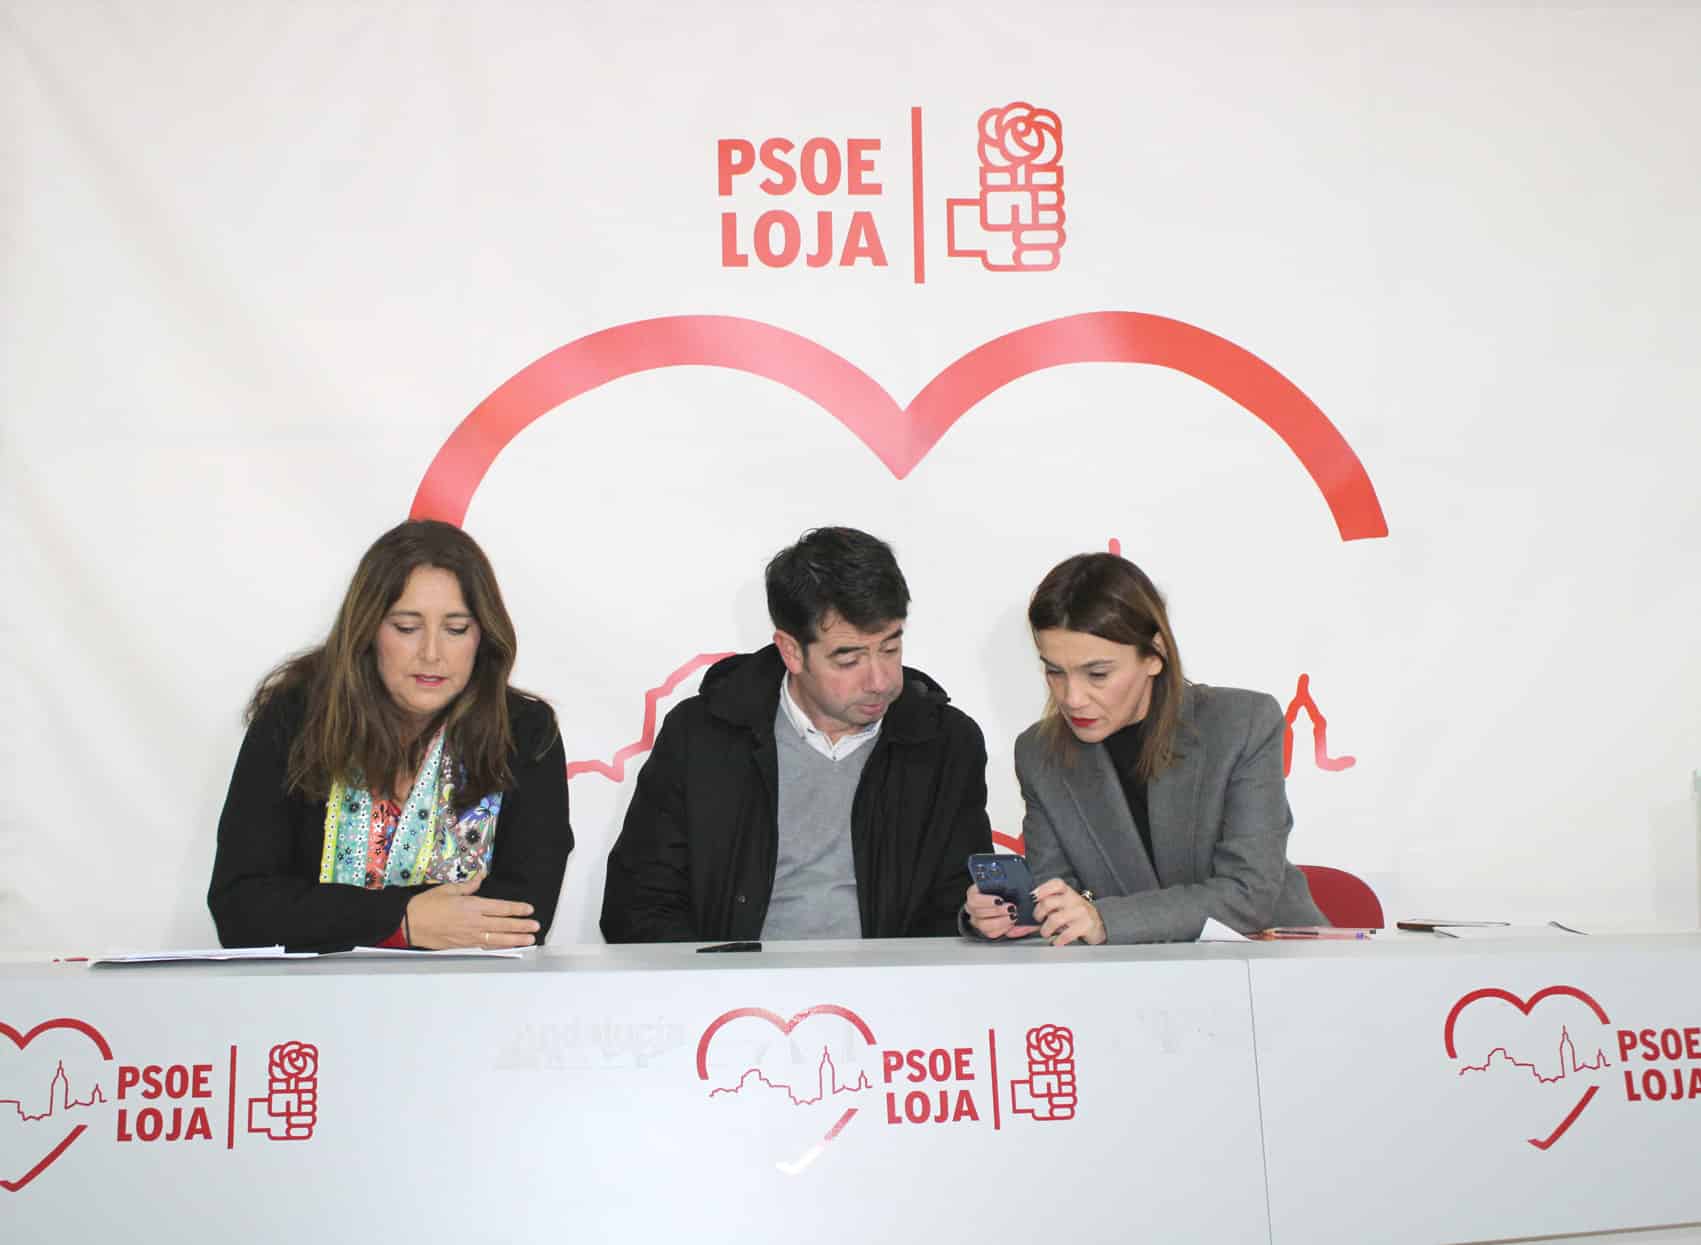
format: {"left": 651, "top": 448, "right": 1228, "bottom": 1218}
{"left": 207, "top": 689, "right": 572, "bottom": 950}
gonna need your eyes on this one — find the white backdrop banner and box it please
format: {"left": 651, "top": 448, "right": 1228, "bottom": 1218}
{"left": 3, "top": 2, "right": 1699, "bottom": 950}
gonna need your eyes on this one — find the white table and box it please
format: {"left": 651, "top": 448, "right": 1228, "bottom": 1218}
{"left": 3, "top": 935, "right": 1698, "bottom": 1244}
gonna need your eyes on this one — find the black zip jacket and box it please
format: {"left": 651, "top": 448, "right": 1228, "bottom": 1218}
{"left": 600, "top": 645, "right": 992, "bottom": 942}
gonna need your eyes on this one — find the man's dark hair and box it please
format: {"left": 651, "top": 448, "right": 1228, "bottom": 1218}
{"left": 765, "top": 527, "right": 910, "bottom": 647}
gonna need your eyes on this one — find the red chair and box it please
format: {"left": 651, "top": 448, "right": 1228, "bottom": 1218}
{"left": 1297, "top": 865, "right": 1384, "bottom": 928}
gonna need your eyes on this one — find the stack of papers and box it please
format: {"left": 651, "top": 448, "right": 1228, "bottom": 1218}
{"left": 327, "top": 946, "right": 531, "bottom": 959}
{"left": 1432, "top": 922, "right": 1585, "bottom": 940}
{"left": 84, "top": 945, "right": 531, "bottom": 965}
{"left": 89, "top": 946, "right": 310, "bottom": 965}
{"left": 1395, "top": 920, "right": 1586, "bottom": 939}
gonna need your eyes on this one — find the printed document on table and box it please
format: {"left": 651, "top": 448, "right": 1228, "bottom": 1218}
{"left": 89, "top": 945, "right": 312, "bottom": 964}
{"left": 333, "top": 946, "right": 532, "bottom": 959}
{"left": 1197, "top": 918, "right": 1250, "bottom": 942}
{"left": 1434, "top": 922, "right": 1587, "bottom": 940}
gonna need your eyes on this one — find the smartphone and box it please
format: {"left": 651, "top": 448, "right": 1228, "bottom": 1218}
{"left": 967, "top": 853, "right": 1038, "bottom": 926}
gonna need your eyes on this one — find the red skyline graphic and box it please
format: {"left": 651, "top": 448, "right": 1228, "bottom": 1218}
{"left": 1444, "top": 985, "right": 1613, "bottom": 1151}
{"left": 1, "top": 1062, "right": 106, "bottom": 1124}
{"left": 562, "top": 657, "right": 1361, "bottom": 794}
{"left": 708, "top": 1046, "right": 872, "bottom": 1107}
{"left": 1457, "top": 1026, "right": 1611, "bottom": 1085}
{"left": 566, "top": 651, "right": 734, "bottom": 782}
{"left": 696, "top": 1004, "right": 877, "bottom": 1176}
{"left": 564, "top": 547, "right": 1361, "bottom": 791}
{"left": 2, "top": 1017, "right": 114, "bottom": 1193}
{"left": 1283, "top": 672, "right": 1356, "bottom": 777}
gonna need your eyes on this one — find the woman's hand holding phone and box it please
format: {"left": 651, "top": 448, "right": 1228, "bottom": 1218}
{"left": 964, "top": 882, "right": 1040, "bottom": 939}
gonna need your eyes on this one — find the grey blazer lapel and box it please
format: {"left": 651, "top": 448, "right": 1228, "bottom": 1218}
{"left": 1059, "top": 744, "right": 1159, "bottom": 893}
{"left": 1147, "top": 737, "right": 1203, "bottom": 886}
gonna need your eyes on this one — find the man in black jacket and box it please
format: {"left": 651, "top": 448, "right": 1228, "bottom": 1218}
{"left": 600, "top": 527, "right": 992, "bottom": 942}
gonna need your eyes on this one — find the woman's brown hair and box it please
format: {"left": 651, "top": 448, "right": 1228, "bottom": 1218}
{"left": 248, "top": 520, "right": 523, "bottom": 807}
{"left": 1027, "top": 552, "right": 1187, "bottom": 781}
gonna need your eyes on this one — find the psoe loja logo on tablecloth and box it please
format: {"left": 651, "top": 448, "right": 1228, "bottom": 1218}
{"left": 0, "top": 1017, "right": 321, "bottom": 1194}
{"left": 1445, "top": 985, "right": 1701, "bottom": 1150}
{"left": 694, "top": 1004, "right": 1077, "bottom": 1174}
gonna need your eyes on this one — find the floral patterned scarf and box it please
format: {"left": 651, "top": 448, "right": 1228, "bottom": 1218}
{"left": 317, "top": 729, "right": 503, "bottom": 889}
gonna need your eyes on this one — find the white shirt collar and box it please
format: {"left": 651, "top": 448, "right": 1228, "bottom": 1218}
{"left": 780, "top": 673, "right": 881, "bottom": 761}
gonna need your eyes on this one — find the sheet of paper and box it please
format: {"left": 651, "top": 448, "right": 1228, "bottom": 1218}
{"left": 89, "top": 945, "right": 312, "bottom": 965}
{"left": 87, "top": 945, "right": 533, "bottom": 964}
{"left": 1552, "top": 919, "right": 1700, "bottom": 936}
{"left": 333, "top": 946, "right": 531, "bottom": 959}
{"left": 1434, "top": 922, "right": 1585, "bottom": 940}
{"left": 1399, "top": 919, "right": 1510, "bottom": 929}
{"left": 1198, "top": 918, "right": 1250, "bottom": 942}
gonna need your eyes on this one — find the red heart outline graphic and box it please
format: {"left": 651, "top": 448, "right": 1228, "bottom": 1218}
{"left": 1443, "top": 986, "right": 1611, "bottom": 1150}
{"left": 696, "top": 1004, "right": 877, "bottom": 1172}
{"left": 408, "top": 312, "right": 1388, "bottom": 542}
{"left": 1, "top": 1017, "right": 114, "bottom": 1193}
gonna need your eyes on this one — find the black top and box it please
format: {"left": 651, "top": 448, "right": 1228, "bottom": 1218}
{"left": 599, "top": 644, "right": 993, "bottom": 942}
{"left": 207, "top": 687, "right": 573, "bottom": 951}
{"left": 1102, "top": 718, "right": 1155, "bottom": 874}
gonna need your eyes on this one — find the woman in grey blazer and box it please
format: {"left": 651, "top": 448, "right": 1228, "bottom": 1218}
{"left": 966, "top": 553, "right": 1323, "bottom": 945}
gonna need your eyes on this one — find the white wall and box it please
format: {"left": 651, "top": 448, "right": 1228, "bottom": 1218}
{"left": 4, "top": 1, "right": 1698, "bottom": 951}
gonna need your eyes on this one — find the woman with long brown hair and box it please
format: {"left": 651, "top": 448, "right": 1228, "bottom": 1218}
{"left": 965, "top": 552, "right": 1321, "bottom": 944}
{"left": 208, "top": 520, "right": 572, "bottom": 950}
